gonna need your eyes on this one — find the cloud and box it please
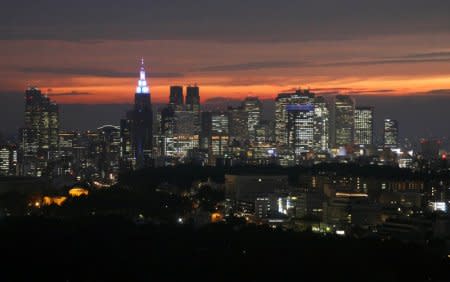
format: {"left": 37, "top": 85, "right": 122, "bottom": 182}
{"left": 319, "top": 57, "right": 450, "bottom": 67}
{"left": 204, "top": 97, "right": 241, "bottom": 103}
{"left": 195, "top": 55, "right": 450, "bottom": 75}
{"left": 197, "top": 61, "right": 306, "bottom": 72}
{"left": 1, "top": 0, "right": 449, "bottom": 42}
{"left": 18, "top": 67, "right": 184, "bottom": 78}
{"left": 400, "top": 51, "right": 450, "bottom": 59}
{"left": 47, "top": 91, "right": 92, "bottom": 97}
{"left": 311, "top": 88, "right": 395, "bottom": 95}
{"left": 425, "top": 89, "right": 450, "bottom": 96}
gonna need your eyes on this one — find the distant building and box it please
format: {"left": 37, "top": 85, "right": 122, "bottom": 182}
{"left": 420, "top": 139, "right": 441, "bottom": 160}
{"left": 19, "top": 87, "right": 59, "bottom": 177}
{"left": 125, "top": 59, "right": 153, "bottom": 168}
{"left": 275, "top": 89, "right": 315, "bottom": 147}
{"left": 228, "top": 106, "right": 248, "bottom": 143}
{"left": 334, "top": 95, "right": 354, "bottom": 147}
{"left": 243, "top": 97, "right": 262, "bottom": 141}
{"left": 169, "top": 86, "right": 183, "bottom": 111}
{"left": 313, "top": 96, "right": 330, "bottom": 152}
{"left": 211, "top": 112, "right": 229, "bottom": 160}
{"left": 96, "top": 125, "right": 121, "bottom": 181}
{"left": 384, "top": 119, "right": 399, "bottom": 148}
{"left": 286, "top": 103, "right": 315, "bottom": 156}
{"left": 354, "top": 106, "right": 374, "bottom": 146}
{"left": 0, "top": 144, "right": 17, "bottom": 176}
{"left": 186, "top": 85, "right": 200, "bottom": 112}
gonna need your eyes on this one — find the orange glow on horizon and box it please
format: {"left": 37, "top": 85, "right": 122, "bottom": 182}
{"left": 27, "top": 73, "right": 450, "bottom": 104}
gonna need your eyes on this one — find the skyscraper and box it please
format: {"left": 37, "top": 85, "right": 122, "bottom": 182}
{"left": 126, "top": 59, "right": 153, "bottom": 168}
{"left": 275, "top": 89, "right": 315, "bottom": 147}
{"left": 354, "top": 106, "right": 374, "bottom": 146}
{"left": 0, "top": 144, "right": 17, "bottom": 176}
{"left": 228, "top": 106, "right": 248, "bottom": 143}
{"left": 211, "top": 111, "right": 229, "bottom": 159}
{"left": 186, "top": 85, "right": 200, "bottom": 112}
{"left": 169, "top": 86, "right": 183, "bottom": 111}
{"left": 243, "top": 97, "right": 262, "bottom": 141}
{"left": 286, "top": 104, "right": 315, "bottom": 156}
{"left": 334, "top": 95, "right": 354, "bottom": 147}
{"left": 313, "top": 96, "right": 330, "bottom": 152}
{"left": 19, "top": 87, "right": 59, "bottom": 176}
{"left": 384, "top": 119, "right": 399, "bottom": 148}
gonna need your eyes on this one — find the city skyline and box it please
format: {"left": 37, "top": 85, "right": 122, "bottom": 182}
{"left": 1, "top": 1, "right": 450, "bottom": 104}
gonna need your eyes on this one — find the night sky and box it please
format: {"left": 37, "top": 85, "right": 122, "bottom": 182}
{"left": 1, "top": 0, "right": 449, "bottom": 139}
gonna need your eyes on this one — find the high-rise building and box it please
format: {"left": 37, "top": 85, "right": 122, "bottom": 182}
{"left": 158, "top": 107, "right": 175, "bottom": 157}
{"left": 211, "top": 112, "right": 229, "bottom": 160}
{"left": 186, "top": 85, "right": 200, "bottom": 112}
{"left": 185, "top": 85, "right": 201, "bottom": 135}
{"left": 0, "top": 144, "right": 17, "bottom": 176}
{"left": 275, "top": 89, "right": 315, "bottom": 147}
{"left": 354, "top": 106, "right": 374, "bottom": 146}
{"left": 313, "top": 96, "right": 329, "bottom": 152}
{"left": 96, "top": 125, "right": 121, "bottom": 181}
{"left": 384, "top": 119, "right": 399, "bottom": 148}
{"left": 242, "top": 97, "right": 262, "bottom": 141}
{"left": 200, "top": 111, "right": 213, "bottom": 151}
{"left": 169, "top": 86, "right": 183, "bottom": 111}
{"left": 172, "top": 110, "right": 200, "bottom": 158}
{"left": 334, "top": 95, "right": 354, "bottom": 147}
{"left": 228, "top": 106, "right": 248, "bottom": 143}
{"left": 286, "top": 104, "right": 315, "bottom": 156}
{"left": 19, "top": 87, "right": 59, "bottom": 176}
{"left": 125, "top": 59, "right": 153, "bottom": 168}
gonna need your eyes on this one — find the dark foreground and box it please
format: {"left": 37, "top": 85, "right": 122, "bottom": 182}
{"left": 1, "top": 216, "right": 449, "bottom": 282}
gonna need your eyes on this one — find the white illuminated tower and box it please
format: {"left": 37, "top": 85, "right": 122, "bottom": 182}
{"left": 136, "top": 58, "right": 150, "bottom": 94}
{"left": 126, "top": 58, "right": 153, "bottom": 168}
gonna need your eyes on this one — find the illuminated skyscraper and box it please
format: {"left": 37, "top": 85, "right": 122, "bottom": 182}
{"left": 243, "top": 97, "right": 262, "bottom": 141}
{"left": 126, "top": 59, "right": 153, "bottom": 168}
{"left": 313, "top": 96, "right": 330, "bottom": 152}
{"left": 19, "top": 87, "right": 59, "bottom": 176}
{"left": 384, "top": 119, "right": 399, "bottom": 148}
{"left": 354, "top": 106, "right": 374, "bottom": 146}
{"left": 0, "top": 144, "right": 17, "bottom": 176}
{"left": 169, "top": 86, "right": 183, "bottom": 111}
{"left": 275, "top": 89, "right": 315, "bottom": 147}
{"left": 211, "top": 112, "right": 229, "bottom": 159}
{"left": 334, "top": 95, "right": 354, "bottom": 147}
{"left": 286, "top": 104, "right": 315, "bottom": 156}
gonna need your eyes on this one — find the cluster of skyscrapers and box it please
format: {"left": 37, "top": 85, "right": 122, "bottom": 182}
{"left": 4, "top": 60, "right": 445, "bottom": 181}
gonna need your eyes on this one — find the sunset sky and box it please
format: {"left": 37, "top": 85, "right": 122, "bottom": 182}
{"left": 1, "top": 0, "right": 450, "bottom": 104}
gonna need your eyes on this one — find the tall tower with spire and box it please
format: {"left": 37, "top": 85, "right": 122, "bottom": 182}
{"left": 125, "top": 58, "right": 153, "bottom": 168}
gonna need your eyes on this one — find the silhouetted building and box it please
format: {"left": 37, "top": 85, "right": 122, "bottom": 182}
{"left": 169, "top": 86, "right": 183, "bottom": 111}
{"left": 228, "top": 106, "right": 248, "bottom": 143}
{"left": 19, "top": 87, "right": 59, "bottom": 176}
{"left": 126, "top": 59, "right": 153, "bottom": 168}
{"left": 420, "top": 139, "right": 441, "bottom": 160}
{"left": 96, "top": 125, "right": 121, "bottom": 181}
{"left": 186, "top": 85, "right": 200, "bottom": 112}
